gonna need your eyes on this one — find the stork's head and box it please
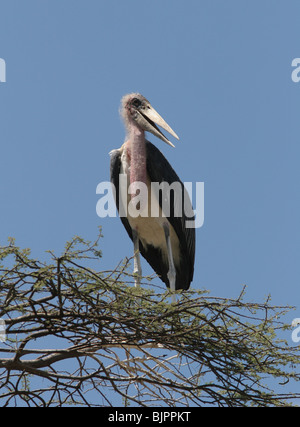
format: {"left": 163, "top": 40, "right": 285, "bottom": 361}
{"left": 120, "top": 93, "right": 179, "bottom": 147}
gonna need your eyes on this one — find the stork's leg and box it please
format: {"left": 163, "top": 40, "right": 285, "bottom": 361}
{"left": 132, "top": 229, "right": 142, "bottom": 287}
{"left": 163, "top": 223, "right": 176, "bottom": 303}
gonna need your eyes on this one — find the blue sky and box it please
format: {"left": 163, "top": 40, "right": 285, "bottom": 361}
{"left": 0, "top": 0, "right": 300, "bottom": 391}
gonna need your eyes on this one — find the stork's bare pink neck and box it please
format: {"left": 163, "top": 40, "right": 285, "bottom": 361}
{"left": 128, "top": 125, "right": 147, "bottom": 187}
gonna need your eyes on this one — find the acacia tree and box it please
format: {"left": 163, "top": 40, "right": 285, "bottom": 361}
{"left": 0, "top": 232, "right": 299, "bottom": 407}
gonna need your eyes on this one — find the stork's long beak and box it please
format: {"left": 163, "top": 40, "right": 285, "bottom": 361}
{"left": 137, "top": 105, "right": 179, "bottom": 147}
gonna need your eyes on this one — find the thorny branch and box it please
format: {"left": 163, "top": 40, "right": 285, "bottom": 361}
{"left": 0, "top": 233, "right": 300, "bottom": 407}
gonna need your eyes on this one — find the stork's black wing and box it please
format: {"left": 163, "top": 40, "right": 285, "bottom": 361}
{"left": 110, "top": 148, "right": 134, "bottom": 243}
{"left": 145, "top": 141, "right": 195, "bottom": 290}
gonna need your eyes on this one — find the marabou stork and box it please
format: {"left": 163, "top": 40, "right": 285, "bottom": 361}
{"left": 110, "top": 93, "right": 195, "bottom": 296}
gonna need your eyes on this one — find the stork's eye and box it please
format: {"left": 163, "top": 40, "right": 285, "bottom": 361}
{"left": 131, "top": 98, "right": 142, "bottom": 108}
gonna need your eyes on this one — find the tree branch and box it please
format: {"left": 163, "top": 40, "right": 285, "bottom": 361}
{"left": 0, "top": 234, "right": 299, "bottom": 407}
